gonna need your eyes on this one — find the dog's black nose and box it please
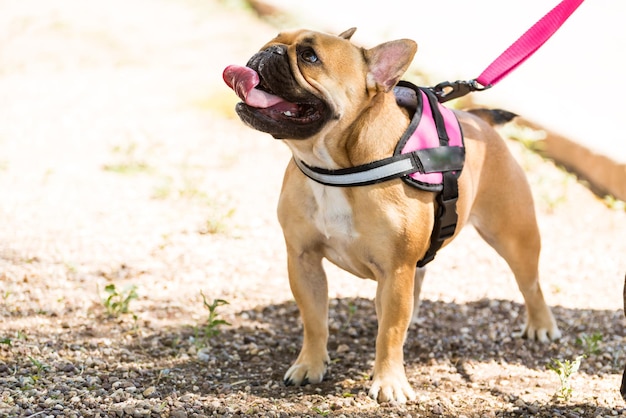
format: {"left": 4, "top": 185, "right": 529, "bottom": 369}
{"left": 264, "top": 45, "right": 286, "bottom": 55}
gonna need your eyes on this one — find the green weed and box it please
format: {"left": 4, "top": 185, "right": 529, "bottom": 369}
{"left": 104, "top": 142, "right": 153, "bottom": 175}
{"left": 201, "top": 207, "right": 236, "bottom": 235}
{"left": 547, "top": 355, "right": 583, "bottom": 402}
{"left": 64, "top": 261, "right": 77, "bottom": 275}
{"left": 28, "top": 356, "right": 49, "bottom": 375}
{"left": 103, "top": 283, "right": 138, "bottom": 316}
{"left": 341, "top": 301, "right": 357, "bottom": 331}
{"left": 198, "top": 292, "right": 231, "bottom": 340}
{"left": 311, "top": 407, "right": 330, "bottom": 417}
{"left": 576, "top": 332, "right": 603, "bottom": 357}
{"left": 103, "top": 161, "right": 152, "bottom": 175}
{"left": 152, "top": 174, "right": 208, "bottom": 201}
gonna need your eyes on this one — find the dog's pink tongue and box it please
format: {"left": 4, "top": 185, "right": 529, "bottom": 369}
{"left": 223, "top": 65, "right": 285, "bottom": 109}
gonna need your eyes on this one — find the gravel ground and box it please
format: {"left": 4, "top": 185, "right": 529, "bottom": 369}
{"left": 1, "top": 1, "right": 625, "bottom": 417}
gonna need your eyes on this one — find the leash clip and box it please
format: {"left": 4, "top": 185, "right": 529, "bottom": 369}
{"left": 431, "top": 79, "right": 491, "bottom": 103}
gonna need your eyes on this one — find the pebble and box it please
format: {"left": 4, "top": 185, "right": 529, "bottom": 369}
{"left": 142, "top": 386, "right": 156, "bottom": 397}
{"left": 337, "top": 344, "right": 350, "bottom": 353}
{"left": 527, "top": 404, "right": 540, "bottom": 414}
{"left": 170, "top": 409, "right": 188, "bottom": 418}
{"left": 197, "top": 350, "right": 211, "bottom": 362}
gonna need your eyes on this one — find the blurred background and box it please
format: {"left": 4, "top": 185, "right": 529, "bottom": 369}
{"left": 0, "top": 0, "right": 624, "bottom": 331}
{"left": 0, "top": 1, "right": 625, "bottom": 415}
{"left": 262, "top": 0, "right": 626, "bottom": 201}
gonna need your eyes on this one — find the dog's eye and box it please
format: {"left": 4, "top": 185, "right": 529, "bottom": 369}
{"left": 299, "top": 48, "right": 319, "bottom": 64}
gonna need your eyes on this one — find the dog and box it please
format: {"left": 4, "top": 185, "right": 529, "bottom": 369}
{"left": 223, "top": 28, "right": 561, "bottom": 403}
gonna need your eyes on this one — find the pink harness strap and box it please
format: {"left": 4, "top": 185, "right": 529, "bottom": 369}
{"left": 398, "top": 88, "right": 463, "bottom": 188}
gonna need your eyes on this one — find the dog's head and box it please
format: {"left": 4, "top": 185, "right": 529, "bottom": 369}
{"left": 223, "top": 28, "right": 417, "bottom": 140}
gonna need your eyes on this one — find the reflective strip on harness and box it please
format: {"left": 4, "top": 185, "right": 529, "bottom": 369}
{"left": 294, "top": 146, "right": 464, "bottom": 187}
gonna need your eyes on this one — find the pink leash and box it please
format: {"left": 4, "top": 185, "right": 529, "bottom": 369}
{"left": 434, "top": 0, "right": 585, "bottom": 103}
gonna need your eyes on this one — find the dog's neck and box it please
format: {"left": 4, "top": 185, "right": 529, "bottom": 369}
{"left": 284, "top": 91, "right": 410, "bottom": 170}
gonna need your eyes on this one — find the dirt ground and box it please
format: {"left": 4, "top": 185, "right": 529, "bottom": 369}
{"left": 1, "top": 1, "right": 625, "bottom": 417}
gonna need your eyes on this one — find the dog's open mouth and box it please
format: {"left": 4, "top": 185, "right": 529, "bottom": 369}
{"left": 223, "top": 65, "right": 325, "bottom": 125}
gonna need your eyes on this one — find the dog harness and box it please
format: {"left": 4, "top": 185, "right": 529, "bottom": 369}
{"left": 294, "top": 81, "right": 465, "bottom": 267}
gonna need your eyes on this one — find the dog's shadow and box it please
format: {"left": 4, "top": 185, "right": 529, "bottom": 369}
{"left": 5, "top": 295, "right": 622, "bottom": 415}
{"left": 233, "top": 296, "right": 625, "bottom": 369}
{"left": 174, "top": 297, "right": 625, "bottom": 402}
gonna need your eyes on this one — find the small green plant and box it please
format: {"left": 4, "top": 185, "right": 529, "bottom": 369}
{"left": 200, "top": 292, "right": 231, "bottom": 338}
{"left": 576, "top": 332, "right": 602, "bottom": 357}
{"left": 311, "top": 407, "right": 330, "bottom": 417}
{"left": 103, "top": 161, "right": 152, "bottom": 175}
{"left": 104, "top": 142, "right": 153, "bottom": 175}
{"left": 28, "top": 356, "right": 49, "bottom": 375}
{"left": 64, "top": 261, "right": 78, "bottom": 277}
{"left": 547, "top": 355, "right": 583, "bottom": 401}
{"left": 155, "top": 368, "right": 171, "bottom": 386}
{"left": 201, "top": 207, "right": 236, "bottom": 235}
{"left": 0, "top": 337, "right": 11, "bottom": 346}
{"left": 341, "top": 301, "right": 358, "bottom": 331}
{"left": 103, "top": 284, "right": 138, "bottom": 316}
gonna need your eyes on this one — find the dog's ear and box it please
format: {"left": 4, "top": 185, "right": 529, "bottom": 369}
{"left": 338, "top": 27, "right": 357, "bottom": 40}
{"left": 365, "top": 39, "right": 417, "bottom": 92}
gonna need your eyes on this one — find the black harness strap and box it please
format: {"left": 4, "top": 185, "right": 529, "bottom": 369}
{"left": 416, "top": 89, "right": 461, "bottom": 267}
{"left": 417, "top": 170, "right": 460, "bottom": 267}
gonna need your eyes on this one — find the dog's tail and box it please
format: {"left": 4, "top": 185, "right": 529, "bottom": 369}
{"left": 467, "top": 108, "right": 517, "bottom": 126}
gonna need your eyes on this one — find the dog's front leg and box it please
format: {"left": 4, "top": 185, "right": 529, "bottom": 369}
{"left": 370, "top": 265, "right": 416, "bottom": 403}
{"left": 283, "top": 249, "right": 330, "bottom": 387}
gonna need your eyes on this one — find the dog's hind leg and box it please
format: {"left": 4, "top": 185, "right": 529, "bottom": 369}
{"left": 470, "top": 156, "right": 560, "bottom": 342}
{"left": 472, "top": 208, "right": 560, "bottom": 341}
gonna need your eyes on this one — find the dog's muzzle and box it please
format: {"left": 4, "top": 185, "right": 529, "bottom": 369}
{"left": 245, "top": 46, "right": 299, "bottom": 98}
{"left": 230, "top": 46, "right": 330, "bottom": 140}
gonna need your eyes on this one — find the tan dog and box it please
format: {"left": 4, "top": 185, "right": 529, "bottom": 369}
{"left": 223, "top": 28, "right": 560, "bottom": 403}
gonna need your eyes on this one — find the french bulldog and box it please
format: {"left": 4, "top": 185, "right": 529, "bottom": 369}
{"left": 223, "top": 27, "right": 560, "bottom": 403}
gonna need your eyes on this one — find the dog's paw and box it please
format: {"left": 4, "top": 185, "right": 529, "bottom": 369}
{"left": 514, "top": 322, "right": 561, "bottom": 343}
{"left": 283, "top": 360, "right": 328, "bottom": 387}
{"left": 369, "top": 374, "right": 416, "bottom": 404}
